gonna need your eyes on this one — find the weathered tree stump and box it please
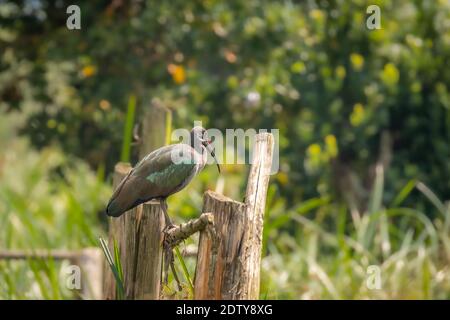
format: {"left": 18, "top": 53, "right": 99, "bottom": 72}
{"left": 194, "top": 191, "right": 245, "bottom": 299}
{"left": 123, "top": 200, "right": 165, "bottom": 299}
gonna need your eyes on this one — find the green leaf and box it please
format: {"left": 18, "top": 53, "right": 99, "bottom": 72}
{"left": 120, "top": 95, "right": 136, "bottom": 163}
{"left": 175, "top": 246, "right": 194, "bottom": 296}
{"left": 99, "top": 237, "right": 125, "bottom": 299}
{"left": 391, "top": 179, "right": 416, "bottom": 207}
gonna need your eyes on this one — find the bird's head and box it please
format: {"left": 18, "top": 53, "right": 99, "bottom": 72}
{"left": 190, "top": 126, "right": 221, "bottom": 173}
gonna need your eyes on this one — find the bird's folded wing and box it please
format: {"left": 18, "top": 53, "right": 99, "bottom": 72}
{"left": 107, "top": 144, "right": 198, "bottom": 215}
{"left": 132, "top": 144, "right": 198, "bottom": 198}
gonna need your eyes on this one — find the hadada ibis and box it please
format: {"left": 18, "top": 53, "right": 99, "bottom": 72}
{"left": 105, "top": 126, "right": 220, "bottom": 228}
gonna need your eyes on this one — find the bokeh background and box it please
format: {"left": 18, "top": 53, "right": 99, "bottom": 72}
{"left": 1, "top": 0, "right": 449, "bottom": 299}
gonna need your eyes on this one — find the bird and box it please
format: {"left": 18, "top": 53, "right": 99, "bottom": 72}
{"left": 106, "top": 126, "right": 220, "bottom": 229}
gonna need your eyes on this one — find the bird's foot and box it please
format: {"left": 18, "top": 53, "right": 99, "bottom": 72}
{"left": 163, "top": 223, "right": 177, "bottom": 235}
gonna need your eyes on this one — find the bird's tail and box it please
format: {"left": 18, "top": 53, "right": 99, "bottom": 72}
{"left": 105, "top": 198, "right": 124, "bottom": 217}
{"left": 105, "top": 170, "right": 138, "bottom": 217}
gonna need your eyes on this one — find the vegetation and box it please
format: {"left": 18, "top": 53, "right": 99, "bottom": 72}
{"left": 0, "top": 0, "right": 449, "bottom": 299}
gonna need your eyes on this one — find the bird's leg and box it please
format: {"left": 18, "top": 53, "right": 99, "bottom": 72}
{"left": 160, "top": 199, "right": 176, "bottom": 232}
{"left": 160, "top": 199, "right": 182, "bottom": 291}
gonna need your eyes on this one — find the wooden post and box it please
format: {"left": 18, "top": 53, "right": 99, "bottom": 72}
{"left": 194, "top": 133, "right": 274, "bottom": 299}
{"left": 240, "top": 132, "right": 274, "bottom": 298}
{"left": 139, "top": 100, "right": 172, "bottom": 159}
{"left": 194, "top": 191, "right": 245, "bottom": 299}
{"left": 103, "top": 103, "right": 172, "bottom": 300}
{"left": 76, "top": 248, "right": 104, "bottom": 300}
{"left": 122, "top": 201, "right": 165, "bottom": 299}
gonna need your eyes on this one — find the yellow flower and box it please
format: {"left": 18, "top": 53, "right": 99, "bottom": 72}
{"left": 350, "top": 103, "right": 365, "bottom": 127}
{"left": 381, "top": 63, "right": 399, "bottom": 86}
{"left": 310, "top": 9, "right": 324, "bottom": 22}
{"left": 168, "top": 64, "right": 186, "bottom": 84}
{"left": 306, "top": 143, "right": 323, "bottom": 172}
{"left": 325, "top": 134, "right": 338, "bottom": 158}
{"left": 81, "top": 65, "right": 96, "bottom": 78}
{"left": 291, "top": 61, "right": 306, "bottom": 74}
{"left": 276, "top": 172, "right": 289, "bottom": 186}
{"left": 336, "top": 66, "right": 346, "bottom": 79}
{"left": 350, "top": 53, "right": 364, "bottom": 71}
{"left": 307, "top": 143, "right": 322, "bottom": 156}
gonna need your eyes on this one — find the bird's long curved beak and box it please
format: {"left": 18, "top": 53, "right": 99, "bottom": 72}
{"left": 205, "top": 142, "right": 221, "bottom": 173}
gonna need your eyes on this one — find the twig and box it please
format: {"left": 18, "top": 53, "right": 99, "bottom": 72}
{"left": 163, "top": 213, "right": 214, "bottom": 249}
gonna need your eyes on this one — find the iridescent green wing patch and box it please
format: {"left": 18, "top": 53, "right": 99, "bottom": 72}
{"left": 145, "top": 162, "right": 196, "bottom": 187}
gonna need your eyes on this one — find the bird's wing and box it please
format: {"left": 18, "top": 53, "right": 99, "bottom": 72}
{"left": 106, "top": 144, "right": 198, "bottom": 216}
{"left": 132, "top": 144, "right": 199, "bottom": 198}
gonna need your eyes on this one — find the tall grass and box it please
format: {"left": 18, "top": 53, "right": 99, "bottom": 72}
{"left": 99, "top": 237, "right": 124, "bottom": 299}
{"left": 0, "top": 114, "right": 111, "bottom": 299}
{"left": 260, "top": 177, "right": 450, "bottom": 299}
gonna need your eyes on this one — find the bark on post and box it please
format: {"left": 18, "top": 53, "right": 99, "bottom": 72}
{"left": 194, "top": 191, "right": 245, "bottom": 299}
{"left": 123, "top": 201, "right": 165, "bottom": 299}
{"left": 194, "top": 133, "right": 274, "bottom": 299}
{"left": 240, "top": 132, "right": 274, "bottom": 298}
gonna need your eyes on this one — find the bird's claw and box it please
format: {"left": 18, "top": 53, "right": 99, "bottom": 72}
{"left": 163, "top": 223, "right": 177, "bottom": 235}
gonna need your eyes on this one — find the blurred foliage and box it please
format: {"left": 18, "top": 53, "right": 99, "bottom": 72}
{"left": 261, "top": 180, "right": 450, "bottom": 299}
{"left": 0, "top": 0, "right": 450, "bottom": 299}
{"left": 0, "top": 112, "right": 110, "bottom": 298}
{"left": 1, "top": 0, "right": 449, "bottom": 208}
